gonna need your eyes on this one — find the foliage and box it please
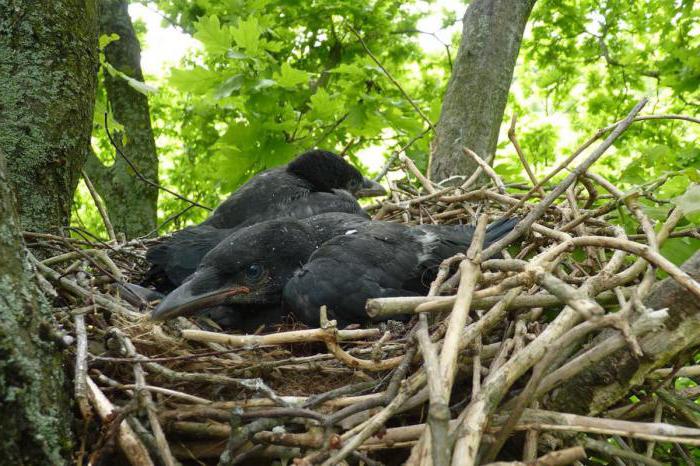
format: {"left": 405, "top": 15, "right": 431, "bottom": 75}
{"left": 74, "top": 0, "right": 698, "bottom": 260}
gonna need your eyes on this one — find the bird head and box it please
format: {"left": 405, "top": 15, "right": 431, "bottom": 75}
{"left": 150, "top": 219, "right": 319, "bottom": 322}
{"left": 287, "top": 149, "right": 386, "bottom": 198}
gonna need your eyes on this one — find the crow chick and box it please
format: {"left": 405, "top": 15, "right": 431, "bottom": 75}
{"left": 284, "top": 218, "right": 518, "bottom": 327}
{"left": 145, "top": 150, "right": 384, "bottom": 291}
{"left": 150, "top": 212, "right": 371, "bottom": 328}
{"left": 150, "top": 215, "right": 518, "bottom": 329}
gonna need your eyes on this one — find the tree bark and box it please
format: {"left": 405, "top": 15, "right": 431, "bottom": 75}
{"left": 546, "top": 251, "right": 700, "bottom": 415}
{"left": 0, "top": 0, "right": 99, "bottom": 234}
{"left": 86, "top": 0, "right": 158, "bottom": 238}
{"left": 429, "top": 0, "right": 536, "bottom": 183}
{"left": 0, "top": 150, "right": 73, "bottom": 464}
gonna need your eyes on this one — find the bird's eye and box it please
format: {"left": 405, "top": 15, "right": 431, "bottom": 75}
{"left": 349, "top": 179, "right": 360, "bottom": 189}
{"left": 245, "top": 264, "right": 264, "bottom": 282}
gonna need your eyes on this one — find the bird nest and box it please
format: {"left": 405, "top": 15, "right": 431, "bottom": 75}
{"left": 33, "top": 103, "right": 700, "bottom": 465}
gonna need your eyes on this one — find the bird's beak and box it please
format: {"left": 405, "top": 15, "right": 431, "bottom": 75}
{"left": 355, "top": 178, "right": 386, "bottom": 198}
{"left": 150, "top": 281, "right": 250, "bottom": 321}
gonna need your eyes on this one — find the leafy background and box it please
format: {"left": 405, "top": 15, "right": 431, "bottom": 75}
{"left": 73, "top": 0, "right": 699, "bottom": 264}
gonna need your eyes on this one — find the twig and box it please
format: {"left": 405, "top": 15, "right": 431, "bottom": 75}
{"left": 399, "top": 152, "right": 437, "bottom": 193}
{"left": 74, "top": 313, "right": 91, "bottom": 420}
{"left": 81, "top": 169, "right": 117, "bottom": 242}
{"left": 484, "top": 98, "right": 648, "bottom": 260}
{"left": 86, "top": 377, "right": 154, "bottom": 466}
{"left": 462, "top": 148, "right": 506, "bottom": 194}
{"left": 181, "top": 327, "right": 380, "bottom": 347}
{"left": 507, "top": 114, "right": 545, "bottom": 197}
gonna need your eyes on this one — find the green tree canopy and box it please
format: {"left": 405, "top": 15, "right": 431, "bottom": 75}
{"left": 75, "top": 0, "right": 698, "bottom": 259}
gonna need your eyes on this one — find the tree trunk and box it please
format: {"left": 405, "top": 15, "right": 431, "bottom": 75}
{"left": 429, "top": 0, "right": 536, "bottom": 183}
{"left": 0, "top": 0, "right": 99, "bottom": 234}
{"left": 86, "top": 0, "right": 158, "bottom": 238}
{"left": 0, "top": 150, "right": 73, "bottom": 465}
{"left": 546, "top": 251, "right": 700, "bottom": 415}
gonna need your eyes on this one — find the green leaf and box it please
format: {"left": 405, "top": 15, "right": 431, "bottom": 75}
{"left": 124, "top": 76, "right": 158, "bottom": 95}
{"left": 231, "top": 17, "right": 261, "bottom": 55}
{"left": 253, "top": 78, "right": 276, "bottom": 91}
{"left": 169, "top": 67, "right": 220, "bottom": 94}
{"left": 308, "top": 88, "right": 343, "bottom": 121}
{"left": 194, "top": 15, "right": 231, "bottom": 56}
{"left": 99, "top": 33, "right": 120, "bottom": 49}
{"left": 274, "top": 63, "right": 309, "bottom": 88}
{"left": 226, "top": 49, "right": 248, "bottom": 60}
{"left": 660, "top": 237, "right": 700, "bottom": 267}
{"left": 674, "top": 184, "right": 700, "bottom": 216}
{"left": 659, "top": 175, "right": 690, "bottom": 199}
{"left": 102, "top": 62, "right": 158, "bottom": 95}
{"left": 330, "top": 63, "right": 364, "bottom": 76}
{"left": 214, "top": 74, "right": 245, "bottom": 99}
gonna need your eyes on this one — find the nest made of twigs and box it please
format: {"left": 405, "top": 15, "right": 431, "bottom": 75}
{"left": 31, "top": 101, "right": 700, "bottom": 466}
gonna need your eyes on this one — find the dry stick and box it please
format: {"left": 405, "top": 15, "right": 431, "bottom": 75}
{"left": 347, "top": 25, "right": 435, "bottom": 134}
{"left": 587, "top": 171, "right": 658, "bottom": 251}
{"left": 648, "top": 365, "right": 700, "bottom": 379}
{"left": 374, "top": 127, "right": 432, "bottom": 182}
{"left": 81, "top": 169, "right": 117, "bottom": 242}
{"left": 74, "top": 313, "right": 91, "bottom": 420}
{"left": 108, "top": 383, "right": 212, "bottom": 405}
{"left": 321, "top": 323, "right": 405, "bottom": 372}
{"left": 320, "top": 374, "right": 425, "bottom": 466}
{"left": 462, "top": 148, "right": 506, "bottom": 194}
{"left": 431, "top": 216, "right": 488, "bottom": 465}
{"left": 646, "top": 400, "right": 663, "bottom": 457}
{"left": 531, "top": 267, "right": 605, "bottom": 320}
{"left": 405, "top": 254, "right": 465, "bottom": 465}
{"left": 482, "top": 446, "right": 587, "bottom": 466}
{"left": 534, "top": 309, "right": 668, "bottom": 399}
{"left": 248, "top": 408, "right": 700, "bottom": 451}
{"left": 449, "top": 233, "right": 632, "bottom": 466}
{"left": 114, "top": 330, "right": 178, "bottom": 466}
{"left": 584, "top": 439, "right": 663, "bottom": 466}
{"left": 508, "top": 114, "right": 545, "bottom": 197}
{"left": 86, "top": 376, "right": 155, "bottom": 466}
{"left": 181, "top": 327, "right": 380, "bottom": 347}
{"left": 483, "top": 97, "right": 648, "bottom": 260}
{"left": 399, "top": 152, "right": 437, "bottom": 193}
{"left": 502, "top": 109, "right": 697, "bottom": 220}
{"left": 522, "top": 401, "right": 539, "bottom": 462}
{"left": 533, "top": 212, "right": 684, "bottom": 397}
{"left": 33, "top": 258, "right": 143, "bottom": 319}
{"left": 483, "top": 309, "right": 663, "bottom": 463}
{"left": 567, "top": 235, "right": 700, "bottom": 299}
{"left": 414, "top": 315, "right": 443, "bottom": 465}
{"left": 408, "top": 220, "right": 487, "bottom": 464}
{"left": 366, "top": 287, "right": 629, "bottom": 319}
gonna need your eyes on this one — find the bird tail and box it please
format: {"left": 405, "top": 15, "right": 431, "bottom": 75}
{"left": 483, "top": 217, "right": 519, "bottom": 247}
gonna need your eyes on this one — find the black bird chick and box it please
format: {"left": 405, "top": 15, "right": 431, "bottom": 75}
{"left": 145, "top": 150, "right": 385, "bottom": 291}
{"left": 150, "top": 212, "right": 371, "bottom": 328}
{"left": 283, "top": 218, "right": 518, "bottom": 326}
{"left": 151, "top": 215, "right": 518, "bottom": 329}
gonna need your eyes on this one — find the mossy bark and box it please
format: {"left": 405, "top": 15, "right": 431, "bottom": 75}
{"left": 429, "top": 0, "right": 536, "bottom": 183}
{"left": 85, "top": 0, "right": 158, "bottom": 239}
{"left": 546, "top": 251, "right": 700, "bottom": 415}
{"left": 0, "top": 0, "right": 99, "bottom": 234}
{"left": 0, "top": 150, "right": 73, "bottom": 465}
